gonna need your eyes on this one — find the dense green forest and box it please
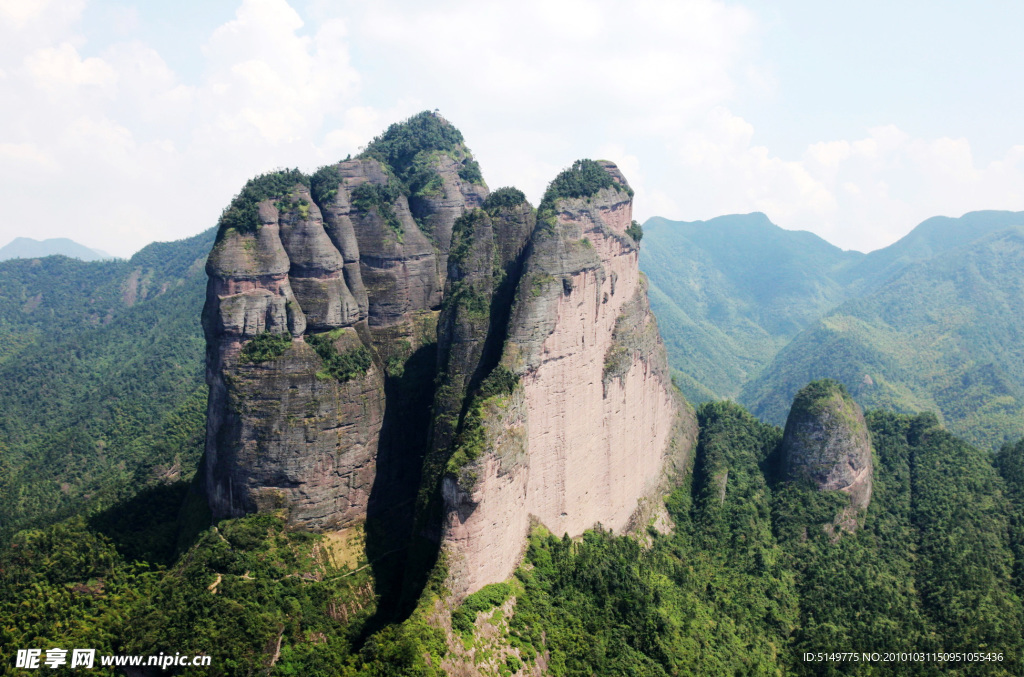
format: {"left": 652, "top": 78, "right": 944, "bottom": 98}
{"left": 0, "top": 228, "right": 213, "bottom": 541}
{"left": 640, "top": 213, "right": 860, "bottom": 403}
{"left": 3, "top": 391, "right": 1023, "bottom": 675}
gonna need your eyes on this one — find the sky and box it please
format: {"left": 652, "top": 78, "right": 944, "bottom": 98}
{"left": 1, "top": 0, "right": 1022, "bottom": 257}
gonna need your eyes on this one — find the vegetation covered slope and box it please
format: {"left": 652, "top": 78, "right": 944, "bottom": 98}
{"left": 0, "top": 228, "right": 213, "bottom": 541}
{"left": 741, "top": 226, "right": 1024, "bottom": 448}
{"left": 455, "top": 402, "right": 1024, "bottom": 676}
{"left": 642, "top": 210, "right": 1024, "bottom": 448}
{"left": 640, "top": 213, "right": 862, "bottom": 402}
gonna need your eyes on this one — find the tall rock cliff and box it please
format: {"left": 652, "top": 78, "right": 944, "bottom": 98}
{"left": 780, "top": 379, "right": 873, "bottom": 530}
{"left": 436, "top": 160, "right": 695, "bottom": 597}
{"left": 201, "top": 115, "right": 696, "bottom": 601}
{"left": 202, "top": 113, "right": 486, "bottom": 531}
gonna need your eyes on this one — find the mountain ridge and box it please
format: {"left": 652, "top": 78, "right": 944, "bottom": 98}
{"left": 0, "top": 116, "right": 1023, "bottom": 674}
{"left": 0, "top": 227, "right": 214, "bottom": 540}
{"left": 0, "top": 236, "right": 113, "bottom": 262}
{"left": 200, "top": 114, "right": 693, "bottom": 603}
{"left": 641, "top": 212, "right": 862, "bottom": 402}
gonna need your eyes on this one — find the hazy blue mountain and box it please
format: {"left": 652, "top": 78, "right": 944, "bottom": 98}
{"left": 740, "top": 226, "right": 1024, "bottom": 448}
{"left": 640, "top": 213, "right": 863, "bottom": 403}
{"left": 0, "top": 236, "right": 113, "bottom": 261}
{"left": 836, "top": 209, "right": 1024, "bottom": 290}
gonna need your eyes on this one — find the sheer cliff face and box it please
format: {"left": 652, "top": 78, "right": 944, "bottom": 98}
{"left": 202, "top": 117, "right": 486, "bottom": 529}
{"left": 440, "top": 163, "right": 694, "bottom": 597}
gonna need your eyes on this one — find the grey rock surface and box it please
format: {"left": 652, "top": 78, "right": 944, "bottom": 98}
{"left": 203, "top": 133, "right": 491, "bottom": 529}
{"left": 781, "top": 380, "right": 874, "bottom": 514}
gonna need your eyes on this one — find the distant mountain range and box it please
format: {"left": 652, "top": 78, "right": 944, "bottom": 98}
{"left": 641, "top": 209, "right": 1024, "bottom": 448}
{"left": 0, "top": 236, "right": 113, "bottom": 261}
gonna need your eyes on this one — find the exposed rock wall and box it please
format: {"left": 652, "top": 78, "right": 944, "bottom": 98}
{"left": 278, "top": 186, "right": 360, "bottom": 330}
{"left": 440, "top": 164, "right": 693, "bottom": 597}
{"left": 781, "top": 379, "right": 874, "bottom": 522}
{"left": 442, "top": 386, "right": 531, "bottom": 593}
{"left": 202, "top": 180, "right": 382, "bottom": 528}
{"left": 334, "top": 158, "right": 442, "bottom": 328}
{"left": 205, "top": 329, "right": 385, "bottom": 527}
{"left": 408, "top": 153, "right": 489, "bottom": 283}
{"left": 203, "top": 117, "right": 487, "bottom": 529}
{"left": 427, "top": 202, "right": 534, "bottom": 493}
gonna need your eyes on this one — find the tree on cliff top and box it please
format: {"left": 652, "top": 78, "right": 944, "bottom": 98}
{"left": 216, "top": 168, "right": 309, "bottom": 237}
{"left": 543, "top": 159, "right": 618, "bottom": 203}
{"left": 537, "top": 159, "right": 632, "bottom": 231}
{"left": 358, "top": 110, "right": 484, "bottom": 196}
{"left": 362, "top": 111, "right": 465, "bottom": 169}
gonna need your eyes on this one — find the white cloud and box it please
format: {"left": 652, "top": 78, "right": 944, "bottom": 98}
{"left": 102, "top": 41, "right": 193, "bottom": 123}
{"left": 24, "top": 42, "right": 115, "bottom": 90}
{"left": 355, "top": 0, "right": 754, "bottom": 123}
{"left": 662, "top": 114, "right": 1024, "bottom": 251}
{"left": 349, "top": 0, "right": 759, "bottom": 205}
{"left": 806, "top": 140, "right": 850, "bottom": 169}
{"left": 598, "top": 141, "right": 679, "bottom": 220}
{"left": 0, "top": 0, "right": 85, "bottom": 61}
{"left": 0, "top": 0, "right": 371, "bottom": 255}
{"left": 0, "top": 0, "right": 766, "bottom": 255}
{"left": 1, "top": 0, "right": 1023, "bottom": 257}
{"left": 0, "top": 0, "right": 59, "bottom": 26}
{"left": 0, "top": 141, "right": 57, "bottom": 170}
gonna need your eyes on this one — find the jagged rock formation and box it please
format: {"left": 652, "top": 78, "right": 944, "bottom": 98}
{"left": 203, "top": 114, "right": 486, "bottom": 529}
{"left": 781, "top": 379, "right": 874, "bottom": 524}
{"left": 202, "top": 115, "right": 696, "bottom": 600}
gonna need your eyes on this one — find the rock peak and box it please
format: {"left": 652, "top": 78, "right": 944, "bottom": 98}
{"left": 438, "top": 156, "right": 692, "bottom": 597}
{"left": 781, "top": 379, "right": 874, "bottom": 517}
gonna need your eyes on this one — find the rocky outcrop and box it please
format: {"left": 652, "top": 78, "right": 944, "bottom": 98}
{"left": 204, "top": 329, "right": 385, "bottom": 526}
{"left": 277, "top": 186, "right": 359, "bottom": 331}
{"left": 202, "top": 113, "right": 487, "bottom": 529}
{"left": 202, "top": 179, "right": 380, "bottom": 528}
{"left": 407, "top": 152, "right": 489, "bottom": 281}
{"left": 424, "top": 195, "right": 535, "bottom": 496}
{"left": 439, "top": 161, "right": 695, "bottom": 597}
{"left": 781, "top": 379, "right": 874, "bottom": 521}
{"left": 319, "top": 158, "right": 442, "bottom": 328}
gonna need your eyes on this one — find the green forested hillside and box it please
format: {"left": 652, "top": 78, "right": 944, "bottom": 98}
{"left": 2, "top": 200, "right": 1023, "bottom": 673}
{"left": 640, "top": 214, "right": 862, "bottom": 403}
{"left": 642, "top": 210, "right": 1024, "bottom": 448}
{"left": 997, "top": 438, "right": 1024, "bottom": 601}
{"left": 740, "top": 227, "right": 1024, "bottom": 448}
{"left": 3, "top": 397, "right": 1022, "bottom": 675}
{"left": 0, "top": 228, "right": 213, "bottom": 541}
